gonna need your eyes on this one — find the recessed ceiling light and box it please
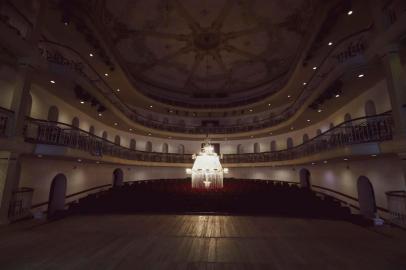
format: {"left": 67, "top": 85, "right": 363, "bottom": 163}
{"left": 89, "top": 53, "right": 94, "bottom": 57}
{"left": 323, "top": 160, "right": 328, "bottom": 164}
{"left": 114, "top": 122, "right": 118, "bottom": 126}
{"left": 269, "top": 132, "right": 273, "bottom": 135}
{"left": 116, "top": 88, "right": 120, "bottom": 92}
{"left": 129, "top": 128, "right": 132, "bottom": 131}
{"left": 37, "top": 154, "right": 43, "bottom": 158}
{"left": 328, "top": 42, "right": 333, "bottom": 46}
{"left": 98, "top": 113, "right": 102, "bottom": 117}
{"left": 335, "top": 94, "right": 340, "bottom": 98}
{"left": 348, "top": 10, "right": 353, "bottom": 15}
{"left": 268, "top": 103, "right": 271, "bottom": 107}
{"left": 64, "top": 22, "right": 69, "bottom": 26}
{"left": 307, "top": 119, "right": 311, "bottom": 122}
{"left": 290, "top": 127, "right": 294, "bottom": 130}
{"left": 358, "top": 74, "right": 364, "bottom": 78}
{"left": 317, "top": 109, "right": 323, "bottom": 113}
{"left": 50, "top": 80, "right": 55, "bottom": 84}
{"left": 344, "top": 158, "right": 349, "bottom": 161}
{"left": 250, "top": 135, "right": 254, "bottom": 138}
{"left": 104, "top": 73, "right": 109, "bottom": 77}
{"left": 313, "top": 66, "right": 317, "bottom": 70}
{"left": 303, "top": 82, "right": 307, "bottom": 86}
{"left": 312, "top": 162, "right": 316, "bottom": 165}
{"left": 77, "top": 159, "right": 82, "bottom": 162}
{"left": 287, "top": 95, "right": 291, "bottom": 98}
{"left": 149, "top": 105, "right": 153, "bottom": 108}
{"left": 148, "top": 133, "right": 152, "bottom": 136}
{"left": 371, "top": 154, "right": 377, "bottom": 157}
{"left": 168, "top": 136, "right": 172, "bottom": 139}
{"left": 80, "top": 101, "right": 84, "bottom": 104}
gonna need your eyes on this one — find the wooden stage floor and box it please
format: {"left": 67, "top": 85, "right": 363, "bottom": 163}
{"left": 0, "top": 214, "right": 406, "bottom": 269}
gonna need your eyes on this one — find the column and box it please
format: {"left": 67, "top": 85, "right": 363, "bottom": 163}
{"left": 0, "top": 0, "right": 46, "bottom": 224}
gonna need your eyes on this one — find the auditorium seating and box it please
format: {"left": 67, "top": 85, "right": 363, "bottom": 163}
{"left": 67, "top": 179, "right": 361, "bottom": 222}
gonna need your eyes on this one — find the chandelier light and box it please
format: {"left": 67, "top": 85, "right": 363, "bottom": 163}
{"left": 186, "top": 141, "right": 229, "bottom": 189}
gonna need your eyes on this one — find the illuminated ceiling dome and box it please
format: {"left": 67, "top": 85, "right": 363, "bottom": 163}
{"left": 95, "top": 0, "right": 321, "bottom": 107}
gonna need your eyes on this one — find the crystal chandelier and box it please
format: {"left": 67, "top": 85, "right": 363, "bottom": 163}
{"left": 186, "top": 141, "right": 229, "bottom": 189}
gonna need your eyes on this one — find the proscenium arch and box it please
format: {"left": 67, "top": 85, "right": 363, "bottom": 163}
{"left": 113, "top": 168, "right": 124, "bottom": 187}
{"left": 48, "top": 173, "right": 67, "bottom": 218}
{"left": 357, "top": 176, "right": 377, "bottom": 219}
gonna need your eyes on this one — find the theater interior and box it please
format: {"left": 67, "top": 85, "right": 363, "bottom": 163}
{"left": 1, "top": 0, "right": 406, "bottom": 269}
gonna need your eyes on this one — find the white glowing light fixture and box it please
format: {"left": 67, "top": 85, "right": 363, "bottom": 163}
{"left": 186, "top": 140, "right": 228, "bottom": 189}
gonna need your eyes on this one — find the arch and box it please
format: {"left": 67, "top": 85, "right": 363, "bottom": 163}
{"left": 365, "top": 100, "right": 377, "bottom": 117}
{"left": 316, "top": 129, "right": 322, "bottom": 136}
{"left": 178, "top": 144, "right": 185, "bottom": 154}
{"left": 162, "top": 143, "right": 168, "bottom": 153}
{"left": 114, "top": 135, "right": 121, "bottom": 145}
{"left": 48, "top": 173, "right": 67, "bottom": 218}
{"left": 270, "top": 141, "right": 276, "bottom": 151}
{"left": 344, "top": 113, "right": 353, "bottom": 127}
{"left": 102, "top": 131, "right": 108, "bottom": 140}
{"left": 89, "top": 126, "right": 95, "bottom": 135}
{"left": 254, "top": 143, "right": 260, "bottom": 153}
{"left": 237, "top": 144, "right": 243, "bottom": 154}
{"left": 287, "top": 137, "right": 293, "bottom": 149}
{"left": 329, "top": 123, "right": 335, "bottom": 130}
{"left": 130, "top": 139, "right": 136, "bottom": 150}
{"left": 72, "top": 117, "right": 80, "bottom": 129}
{"left": 299, "top": 169, "right": 311, "bottom": 189}
{"left": 47, "top": 106, "right": 59, "bottom": 122}
{"left": 146, "top": 141, "right": 152, "bottom": 152}
{"left": 302, "top": 134, "right": 309, "bottom": 143}
{"left": 357, "top": 176, "right": 377, "bottom": 218}
{"left": 113, "top": 168, "right": 124, "bottom": 187}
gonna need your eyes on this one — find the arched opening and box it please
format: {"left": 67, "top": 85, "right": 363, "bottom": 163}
{"left": 344, "top": 113, "right": 352, "bottom": 127}
{"left": 365, "top": 100, "right": 377, "bottom": 117}
{"left": 114, "top": 135, "right": 121, "bottom": 146}
{"left": 270, "top": 141, "right": 276, "bottom": 151}
{"left": 357, "top": 176, "right": 377, "bottom": 219}
{"left": 47, "top": 106, "right": 59, "bottom": 122}
{"left": 316, "top": 129, "right": 322, "bottom": 136}
{"left": 113, "top": 168, "right": 124, "bottom": 187}
{"left": 178, "top": 144, "right": 185, "bottom": 154}
{"left": 162, "top": 143, "right": 168, "bottom": 153}
{"left": 48, "top": 173, "right": 67, "bottom": 218}
{"left": 102, "top": 131, "right": 108, "bottom": 140}
{"left": 287, "top": 137, "right": 293, "bottom": 149}
{"left": 146, "top": 141, "right": 152, "bottom": 152}
{"left": 254, "top": 143, "right": 260, "bottom": 153}
{"left": 130, "top": 139, "right": 136, "bottom": 150}
{"left": 329, "top": 123, "right": 335, "bottom": 130}
{"left": 299, "top": 169, "right": 311, "bottom": 189}
{"left": 72, "top": 117, "right": 80, "bottom": 129}
{"left": 89, "top": 126, "right": 95, "bottom": 135}
{"left": 302, "top": 134, "right": 309, "bottom": 143}
{"left": 237, "top": 144, "right": 243, "bottom": 154}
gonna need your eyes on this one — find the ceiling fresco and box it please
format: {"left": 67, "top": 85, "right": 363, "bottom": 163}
{"left": 92, "top": 0, "right": 321, "bottom": 106}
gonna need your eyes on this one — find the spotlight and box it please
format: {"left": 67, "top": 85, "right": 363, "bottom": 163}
{"left": 348, "top": 10, "right": 353, "bottom": 15}
{"left": 89, "top": 53, "right": 94, "bottom": 57}
{"left": 313, "top": 66, "right": 317, "bottom": 70}
{"left": 328, "top": 42, "right": 333, "bottom": 46}
{"left": 358, "top": 74, "right": 364, "bottom": 78}
{"left": 50, "top": 80, "right": 55, "bottom": 84}
{"left": 80, "top": 101, "right": 85, "bottom": 104}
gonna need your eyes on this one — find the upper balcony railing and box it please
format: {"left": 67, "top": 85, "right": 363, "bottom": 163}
{"left": 39, "top": 26, "right": 372, "bottom": 134}
{"left": 23, "top": 112, "right": 393, "bottom": 164}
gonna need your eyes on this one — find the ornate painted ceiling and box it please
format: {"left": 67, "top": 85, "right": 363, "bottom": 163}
{"left": 90, "top": 0, "right": 321, "bottom": 107}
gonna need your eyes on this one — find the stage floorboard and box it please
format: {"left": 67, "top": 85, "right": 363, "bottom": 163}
{"left": 1, "top": 215, "right": 406, "bottom": 269}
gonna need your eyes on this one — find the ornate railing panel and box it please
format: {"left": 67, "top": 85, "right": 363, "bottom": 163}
{"left": 24, "top": 113, "right": 393, "bottom": 164}
{"left": 223, "top": 113, "right": 393, "bottom": 163}
{"left": 386, "top": 190, "right": 406, "bottom": 228}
